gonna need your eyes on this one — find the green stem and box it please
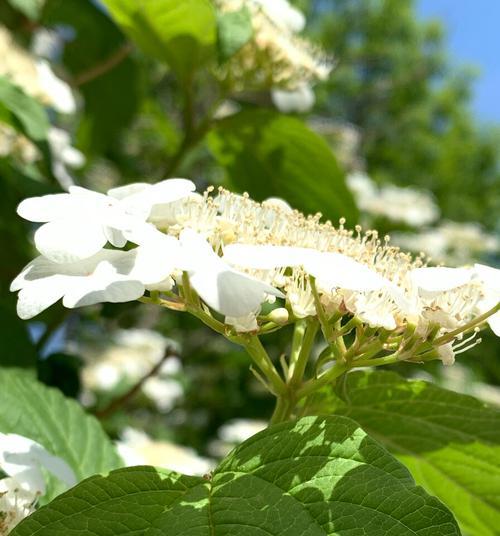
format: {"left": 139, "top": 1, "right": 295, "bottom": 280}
{"left": 296, "top": 361, "right": 348, "bottom": 400}
{"left": 288, "top": 319, "right": 319, "bottom": 388}
{"left": 270, "top": 396, "right": 291, "bottom": 424}
{"left": 287, "top": 319, "right": 307, "bottom": 381}
{"left": 242, "top": 336, "right": 287, "bottom": 396}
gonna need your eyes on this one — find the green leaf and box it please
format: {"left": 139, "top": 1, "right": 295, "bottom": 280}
{"left": 13, "top": 416, "right": 459, "bottom": 535}
{"left": 7, "top": 0, "right": 43, "bottom": 20}
{"left": 217, "top": 6, "right": 253, "bottom": 62}
{"left": 208, "top": 109, "right": 359, "bottom": 223}
{"left": 0, "top": 76, "right": 49, "bottom": 141}
{"left": 0, "top": 369, "right": 122, "bottom": 502}
{"left": 101, "top": 0, "right": 217, "bottom": 80}
{"left": 310, "top": 370, "right": 500, "bottom": 536}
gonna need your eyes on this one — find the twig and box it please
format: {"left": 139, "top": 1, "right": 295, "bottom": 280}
{"left": 73, "top": 43, "right": 133, "bottom": 87}
{"left": 94, "top": 345, "right": 176, "bottom": 419}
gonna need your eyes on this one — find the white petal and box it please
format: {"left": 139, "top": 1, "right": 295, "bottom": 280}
{"left": 410, "top": 267, "right": 473, "bottom": 294}
{"left": 223, "top": 244, "right": 309, "bottom": 270}
{"left": 0, "top": 433, "right": 75, "bottom": 492}
{"left": 104, "top": 226, "right": 127, "bottom": 248}
{"left": 119, "top": 178, "right": 196, "bottom": 218}
{"left": 107, "top": 183, "right": 150, "bottom": 200}
{"left": 305, "top": 252, "right": 390, "bottom": 292}
{"left": 17, "top": 193, "right": 77, "bottom": 222}
{"left": 16, "top": 276, "right": 68, "bottom": 319}
{"left": 62, "top": 261, "right": 145, "bottom": 308}
{"left": 29, "top": 445, "right": 76, "bottom": 488}
{"left": 475, "top": 263, "right": 500, "bottom": 294}
{"left": 34, "top": 219, "right": 107, "bottom": 263}
{"left": 488, "top": 312, "right": 500, "bottom": 336}
{"left": 181, "top": 230, "right": 284, "bottom": 316}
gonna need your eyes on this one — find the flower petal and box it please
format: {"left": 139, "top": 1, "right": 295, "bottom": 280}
{"left": 223, "top": 244, "right": 309, "bottom": 269}
{"left": 34, "top": 219, "right": 107, "bottom": 263}
{"left": 17, "top": 193, "right": 77, "bottom": 222}
{"left": 181, "top": 230, "right": 283, "bottom": 317}
{"left": 62, "top": 261, "right": 145, "bottom": 308}
{"left": 304, "top": 252, "right": 390, "bottom": 292}
{"left": 16, "top": 276, "right": 68, "bottom": 319}
{"left": 475, "top": 263, "right": 500, "bottom": 294}
{"left": 410, "top": 267, "right": 473, "bottom": 294}
{"left": 488, "top": 312, "right": 500, "bottom": 337}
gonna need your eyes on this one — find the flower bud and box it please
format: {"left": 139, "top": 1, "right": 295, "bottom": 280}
{"left": 268, "top": 308, "right": 289, "bottom": 325}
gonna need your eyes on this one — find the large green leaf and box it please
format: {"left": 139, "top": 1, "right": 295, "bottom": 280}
{"left": 208, "top": 110, "right": 359, "bottom": 223}
{"left": 43, "top": 0, "right": 141, "bottom": 153}
{"left": 0, "top": 369, "right": 122, "bottom": 502}
{"left": 0, "top": 76, "right": 49, "bottom": 141}
{"left": 101, "top": 0, "right": 217, "bottom": 81}
{"left": 308, "top": 370, "right": 500, "bottom": 536}
{"left": 13, "top": 416, "right": 459, "bottom": 535}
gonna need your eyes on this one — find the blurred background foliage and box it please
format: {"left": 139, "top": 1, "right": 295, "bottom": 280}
{"left": 0, "top": 0, "right": 498, "bottom": 465}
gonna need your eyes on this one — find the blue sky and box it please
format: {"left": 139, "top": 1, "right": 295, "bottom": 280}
{"left": 418, "top": 0, "right": 500, "bottom": 123}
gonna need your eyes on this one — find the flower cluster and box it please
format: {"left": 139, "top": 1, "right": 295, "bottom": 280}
{"left": 0, "top": 434, "right": 75, "bottom": 534}
{"left": 11, "top": 180, "right": 500, "bottom": 370}
{"left": 393, "top": 221, "right": 500, "bottom": 265}
{"left": 215, "top": 0, "right": 331, "bottom": 95}
{"left": 347, "top": 171, "right": 440, "bottom": 227}
{"left": 0, "top": 26, "right": 75, "bottom": 115}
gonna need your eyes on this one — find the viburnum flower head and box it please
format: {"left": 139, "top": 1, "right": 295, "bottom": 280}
{"left": 11, "top": 181, "right": 500, "bottom": 369}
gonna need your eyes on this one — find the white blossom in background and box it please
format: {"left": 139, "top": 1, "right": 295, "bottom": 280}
{"left": 46, "top": 127, "right": 85, "bottom": 189}
{"left": 0, "top": 26, "right": 75, "bottom": 114}
{"left": 0, "top": 433, "right": 76, "bottom": 534}
{"left": 215, "top": 0, "right": 331, "bottom": 92}
{"left": 75, "top": 329, "right": 184, "bottom": 411}
{"left": 393, "top": 221, "right": 500, "bottom": 265}
{"left": 0, "top": 124, "right": 39, "bottom": 165}
{"left": 116, "top": 428, "right": 214, "bottom": 476}
{"left": 271, "top": 83, "right": 315, "bottom": 113}
{"left": 209, "top": 419, "right": 267, "bottom": 457}
{"left": 347, "top": 171, "right": 440, "bottom": 227}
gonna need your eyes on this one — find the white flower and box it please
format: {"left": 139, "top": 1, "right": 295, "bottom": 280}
{"left": 0, "top": 26, "right": 75, "bottom": 114}
{"left": 10, "top": 242, "right": 178, "bottom": 319}
{"left": 17, "top": 179, "right": 194, "bottom": 263}
{"left": 252, "top": 0, "right": 306, "bottom": 33}
{"left": 0, "top": 433, "right": 76, "bottom": 533}
{"left": 347, "top": 172, "right": 440, "bottom": 227}
{"left": 392, "top": 221, "right": 500, "bottom": 265}
{"left": 0, "top": 433, "right": 76, "bottom": 495}
{"left": 180, "top": 229, "right": 284, "bottom": 317}
{"left": 218, "top": 419, "right": 267, "bottom": 443}
{"left": 116, "top": 428, "right": 214, "bottom": 476}
{"left": 474, "top": 264, "right": 500, "bottom": 336}
{"left": 35, "top": 59, "right": 75, "bottom": 114}
{"left": 141, "top": 377, "right": 183, "bottom": 412}
{"left": 271, "top": 83, "right": 315, "bottom": 113}
{"left": 47, "top": 127, "right": 85, "bottom": 189}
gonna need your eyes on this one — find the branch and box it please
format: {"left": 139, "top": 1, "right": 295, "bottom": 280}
{"left": 94, "top": 345, "right": 176, "bottom": 419}
{"left": 73, "top": 42, "right": 133, "bottom": 87}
